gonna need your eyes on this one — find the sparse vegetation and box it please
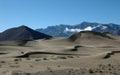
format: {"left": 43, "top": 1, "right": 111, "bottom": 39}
{"left": 10, "top": 64, "right": 120, "bottom": 75}
{"left": 89, "top": 69, "right": 94, "bottom": 73}
{"left": 67, "top": 55, "right": 74, "bottom": 58}
{"left": 43, "top": 58, "right": 48, "bottom": 60}
{"left": 57, "top": 65, "right": 61, "bottom": 67}
{"left": 57, "top": 56, "right": 67, "bottom": 59}
{"left": 21, "top": 51, "right": 24, "bottom": 54}
{"left": 14, "top": 58, "right": 22, "bottom": 61}
{"left": 0, "top": 61, "right": 6, "bottom": 63}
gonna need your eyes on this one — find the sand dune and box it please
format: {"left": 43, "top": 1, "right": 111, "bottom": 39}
{"left": 0, "top": 31, "right": 120, "bottom": 75}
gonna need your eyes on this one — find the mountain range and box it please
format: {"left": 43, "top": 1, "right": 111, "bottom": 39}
{"left": 0, "top": 21, "right": 120, "bottom": 41}
{"left": 36, "top": 22, "right": 120, "bottom": 37}
{"left": 1, "top": 22, "right": 120, "bottom": 75}
{"left": 0, "top": 25, "right": 52, "bottom": 41}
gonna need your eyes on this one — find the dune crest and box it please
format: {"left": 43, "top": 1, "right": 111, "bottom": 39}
{"left": 0, "top": 30, "right": 120, "bottom": 75}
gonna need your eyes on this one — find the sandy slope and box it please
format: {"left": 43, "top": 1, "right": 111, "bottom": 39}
{"left": 0, "top": 32, "right": 120, "bottom": 75}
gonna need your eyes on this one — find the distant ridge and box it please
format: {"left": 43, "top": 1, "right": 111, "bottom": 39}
{"left": 0, "top": 25, "right": 52, "bottom": 41}
{"left": 36, "top": 22, "right": 120, "bottom": 37}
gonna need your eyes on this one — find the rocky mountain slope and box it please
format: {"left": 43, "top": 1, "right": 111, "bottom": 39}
{"left": 0, "top": 25, "right": 52, "bottom": 41}
{"left": 36, "top": 22, "right": 120, "bottom": 37}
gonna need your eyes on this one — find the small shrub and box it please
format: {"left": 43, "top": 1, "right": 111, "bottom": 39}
{"left": 43, "top": 58, "right": 47, "bottom": 60}
{"left": 99, "top": 70, "right": 103, "bottom": 73}
{"left": 30, "top": 65, "right": 33, "bottom": 68}
{"left": 21, "top": 52, "right": 24, "bottom": 54}
{"left": 14, "top": 58, "right": 22, "bottom": 61}
{"left": 108, "top": 64, "right": 111, "bottom": 66}
{"left": 109, "top": 68, "right": 112, "bottom": 71}
{"left": 89, "top": 69, "right": 94, "bottom": 73}
{"left": 1, "top": 61, "right": 6, "bottom": 63}
{"left": 58, "top": 65, "right": 61, "bottom": 67}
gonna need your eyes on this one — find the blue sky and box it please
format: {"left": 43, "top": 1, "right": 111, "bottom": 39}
{"left": 0, "top": 0, "right": 120, "bottom": 32}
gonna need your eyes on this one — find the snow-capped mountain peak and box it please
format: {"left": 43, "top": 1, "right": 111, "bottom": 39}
{"left": 36, "top": 22, "right": 120, "bottom": 37}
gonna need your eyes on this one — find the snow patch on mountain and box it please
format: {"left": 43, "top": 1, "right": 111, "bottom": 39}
{"left": 84, "top": 26, "right": 95, "bottom": 31}
{"left": 102, "top": 26, "right": 107, "bottom": 29}
{"left": 64, "top": 26, "right": 95, "bottom": 32}
{"left": 95, "top": 24, "right": 107, "bottom": 30}
{"left": 64, "top": 28, "right": 82, "bottom": 32}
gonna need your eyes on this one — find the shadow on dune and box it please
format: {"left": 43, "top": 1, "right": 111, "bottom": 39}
{"left": 0, "top": 53, "right": 7, "bottom": 54}
{"left": 15, "top": 52, "right": 79, "bottom": 58}
{"left": 104, "top": 51, "right": 120, "bottom": 59}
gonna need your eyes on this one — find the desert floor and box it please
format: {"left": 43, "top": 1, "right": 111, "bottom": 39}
{"left": 0, "top": 35, "right": 120, "bottom": 75}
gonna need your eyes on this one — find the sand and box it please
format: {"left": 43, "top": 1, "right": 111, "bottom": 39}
{"left": 0, "top": 32, "right": 120, "bottom": 75}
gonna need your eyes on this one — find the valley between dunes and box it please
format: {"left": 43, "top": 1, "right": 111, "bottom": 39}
{"left": 0, "top": 31, "right": 120, "bottom": 75}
